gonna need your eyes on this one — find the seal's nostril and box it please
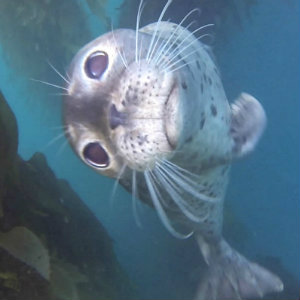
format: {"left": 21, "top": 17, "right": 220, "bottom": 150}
{"left": 109, "top": 104, "right": 127, "bottom": 129}
{"left": 83, "top": 142, "right": 109, "bottom": 168}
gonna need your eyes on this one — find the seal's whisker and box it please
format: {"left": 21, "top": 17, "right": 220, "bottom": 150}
{"left": 146, "top": 0, "right": 173, "bottom": 62}
{"left": 162, "top": 47, "right": 200, "bottom": 73}
{"left": 109, "top": 163, "right": 127, "bottom": 208}
{"left": 153, "top": 20, "right": 195, "bottom": 66}
{"left": 30, "top": 78, "right": 69, "bottom": 92}
{"left": 161, "top": 160, "right": 220, "bottom": 203}
{"left": 155, "top": 21, "right": 199, "bottom": 67}
{"left": 159, "top": 24, "right": 214, "bottom": 70}
{"left": 55, "top": 137, "right": 70, "bottom": 157}
{"left": 132, "top": 170, "right": 142, "bottom": 228}
{"left": 42, "top": 129, "right": 69, "bottom": 151}
{"left": 138, "top": 35, "right": 145, "bottom": 66}
{"left": 47, "top": 60, "right": 70, "bottom": 85}
{"left": 50, "top": 92, "right": 69, "bottom": 96}
{"left": 135, "top": 0, "right": 146, "bottom": 63}
{"left": 154, "top": 165, "right": 205, "bottom": 222}
{"left": 161, "top": 159, "right": 201, "bottom": 180}
{"left": 111, "top": 24, "right": 128, "bottom": 69}
{"left": 166, "top": 59, "right": 198, "bottom": 74}
{"left": 147, "top": 17, "right": 171, "bottom": 63}
{"left": 144, "top": 170, "right": 193, "bottom": 239}
{"left": 152, "top": 8, "right": 199, "bottom": 65}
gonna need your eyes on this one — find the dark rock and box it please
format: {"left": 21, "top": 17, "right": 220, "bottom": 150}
{"left": 0, "top": 91, "right": 136, "bottom": 299}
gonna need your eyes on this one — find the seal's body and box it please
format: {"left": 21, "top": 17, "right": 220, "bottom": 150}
{"left": 63, "top": 8, "right": 283, "bottom": 299}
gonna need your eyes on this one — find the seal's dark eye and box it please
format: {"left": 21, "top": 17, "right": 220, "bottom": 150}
{"left": 83, "top": 142, "right": 109, "bottom": 168}
{"left": 85, "top": 51, "right": 108, "bottom": 79}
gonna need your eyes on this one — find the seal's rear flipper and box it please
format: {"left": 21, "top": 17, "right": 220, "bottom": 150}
{"left": 195, "top": 237, "right": 283, "bottom": 300}
{"left": 230, "top": 93, "right": 266, "bottom": 158}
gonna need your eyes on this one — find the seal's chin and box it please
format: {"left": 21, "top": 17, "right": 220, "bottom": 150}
{"left": 164, "top": 80, "right": 180, "bottom": 149}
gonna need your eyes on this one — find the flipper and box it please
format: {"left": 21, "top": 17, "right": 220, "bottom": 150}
{"left": 230, "top": 93, "right": 266, "bottom": 158}
{"left": 195, "top": 235, "right": 283, "bottom": 300}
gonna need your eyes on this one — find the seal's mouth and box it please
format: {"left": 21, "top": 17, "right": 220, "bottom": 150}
{"left": 164, "top": 80, "right": 179, "bottom": 149}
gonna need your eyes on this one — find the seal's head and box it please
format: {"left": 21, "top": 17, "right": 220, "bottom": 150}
{"left": 64, "top": 29, "right": 180, "bottom": 177}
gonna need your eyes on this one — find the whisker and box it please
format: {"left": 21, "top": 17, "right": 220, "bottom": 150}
{"left": 47, "top": 60, "right": 70, "bottom": 85}
{"left": 42, "top": 128, "right": 69, "bottom": 151}
{"left": 135, "top": 0, "right": 146, "bottom": 63}
{"left": 109, "top": 163, "right": 127, "bottom": 209}
{"left": 111, "top": 23, "right": 128, "bottom": 69}
{"left": 159, "top": 24, "right": 214, "bottom": 70}
{"left": 153, "top": 20, "right": 195, "bottom": 66}
{"left": 153, "top": 8, "right": 199, "bottom": 65}
{"left": 138, "top": 35, "right": 145, "bottom": 65}
{"left": 147, "top": 17, "right": 171, "bottom": 63}
{"left": 49, "top": 92, "right": 69, "bottom": 96}
{"left": 166, "top": 59, "right": 198, "bottom": 74}
{"left": 144, "top": 170, "right": 193, "bottom": 239}
{"left": 132, "top": 170, "right": 142, "bottom": 228}
{"left": 154, "top": 166, "right": 205, "bottom": 222}
{"left": 160, "top": 160, "right": 219, "bottom": 203}
{"left": 55, "top": 138, "right": 69, "bottom": 157}
{"left": 146, "top": 0, "right": 173, "bottom": 62}
{"left": 30, "top": 78, "right": 69, "bottom": 92}
{"left": 162, "top": 48, "right": 200, "bottom": 73}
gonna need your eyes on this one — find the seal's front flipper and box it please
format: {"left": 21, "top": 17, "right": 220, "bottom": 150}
{"left": 195, "top": 237, "right": 283, "bottom": 300}
{"left": 230, "top": 93, "right": 266, "bottom": 158}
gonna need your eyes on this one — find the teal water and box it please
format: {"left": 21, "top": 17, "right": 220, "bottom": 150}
{"left": 0, "top": 0, "right": 299, "bottom": 299}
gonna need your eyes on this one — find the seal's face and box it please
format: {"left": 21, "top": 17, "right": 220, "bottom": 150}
{"left": 64, "top": 29, "right": 180, "bottom": 177}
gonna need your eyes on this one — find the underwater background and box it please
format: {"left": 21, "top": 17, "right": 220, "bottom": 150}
{"left": 0, "top": 0, "right": 299, "bottom": 299}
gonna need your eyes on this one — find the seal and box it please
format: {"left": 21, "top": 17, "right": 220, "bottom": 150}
{"left": 62, "top": 1, "right": 284, "bottom": 299}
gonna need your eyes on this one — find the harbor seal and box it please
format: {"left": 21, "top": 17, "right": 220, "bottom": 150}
{"left": 62, "top": 1, "right": 283, "bottom": 299}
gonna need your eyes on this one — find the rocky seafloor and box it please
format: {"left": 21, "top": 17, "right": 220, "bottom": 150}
{"left": 0, "top": 90, "right": 135, "bottom": 300}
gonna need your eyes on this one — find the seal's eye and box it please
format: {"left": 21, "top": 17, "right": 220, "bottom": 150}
{"left": 85, "top": 51, "right": 108, "bottom": 79}
{"left": 83, "top": 142, "right": 109, "bottom": 168}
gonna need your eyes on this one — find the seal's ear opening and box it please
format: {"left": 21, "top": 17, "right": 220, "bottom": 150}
{"left": 82, "top": 142, "right": 109, "bottom": 168}
{"left": 85, "top": 51, "right": 108, "bottom": 79}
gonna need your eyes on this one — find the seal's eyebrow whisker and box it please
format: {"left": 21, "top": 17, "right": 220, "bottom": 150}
{"left": 138, "top": 35, "right": 145, "bottom": 66}
{"left": 111, "top": 24, "right": 129, "bottom": 69}
{"left": 30, "top": 78, "right": 69, "bottom": 92}
{"left": 132, "top": 169, "right": 142, "bottom": 228}
{"left": 147, "top": 17, "right": 171, "bottom": 63}
{"left": 146, "top": 0, "right": 173, "bottom": 62}
{"left": 152, "top": 8, "right": 199, "bottom": 65}
{"left": 153, "top": 20, "right": 196, "bottom": 66}
{"left": 162, "top": 48, "right": 199, "bottom": 73}
{"left": 47, "top": 60, "right": 70, "bottom": 85}
{"left": 159, "top": 24, "right": 214, "bottom": 70}
{"left": 135, "top": 0, "right": 146, "bottom": 63}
